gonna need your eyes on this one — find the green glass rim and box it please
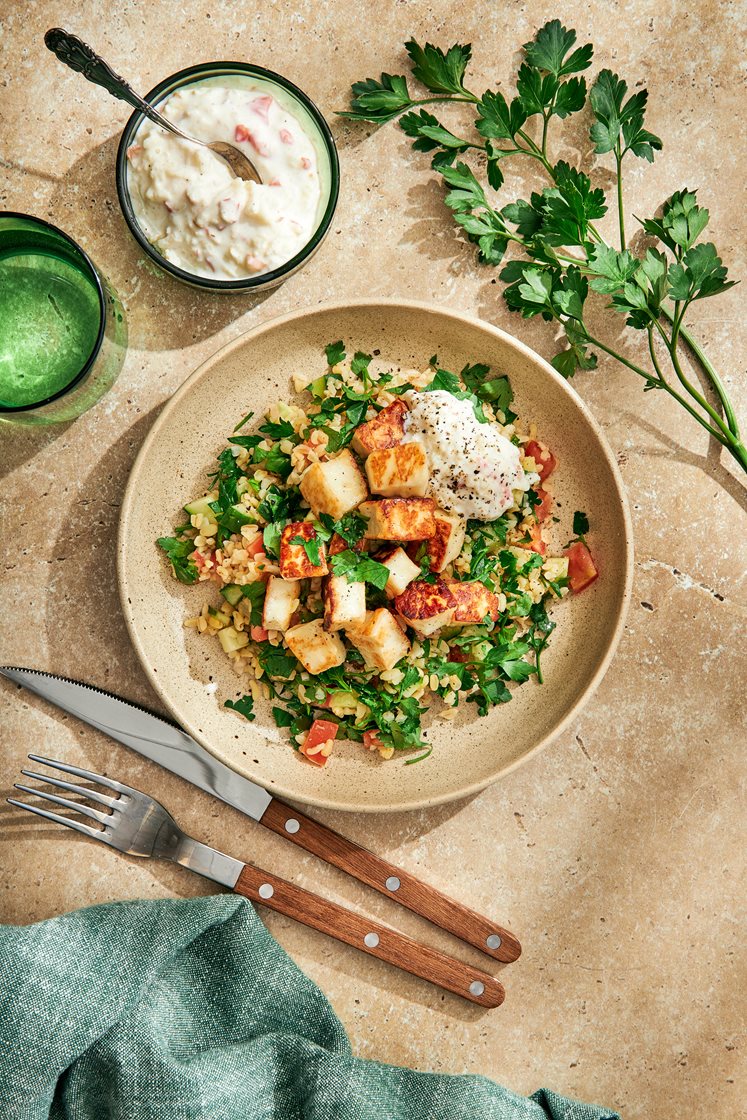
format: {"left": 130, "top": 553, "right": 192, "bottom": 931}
{"left": 0, "top": 211, "right": 106, "bottom": 412}
{"left": 115, "top": 61, "right": 341, "bottom": 291}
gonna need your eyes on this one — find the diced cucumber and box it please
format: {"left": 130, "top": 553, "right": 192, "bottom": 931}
{"left": 208, "top": 607, "right": 231, "bottom": 627}
{"left": 184, "top": 495, "right": 217, "bottom": 518}
{"left": 310, "top": 375, "right": 327, "bottom": 399}
{"left": 327, "top": 689, "right": 358, "bottom": 716}
{"left": 217, "top": 627, "right": 249, "bottom": 654}
{"left": 219, "top": 504, "right": 258, "bottom": 534}
{"left": 220, "top": 585, "right": 243, "bottom": 606}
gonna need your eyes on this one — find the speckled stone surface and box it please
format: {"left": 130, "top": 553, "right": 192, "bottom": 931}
{"left": 1, "top": 3, "right": 745, "bottom": 1118}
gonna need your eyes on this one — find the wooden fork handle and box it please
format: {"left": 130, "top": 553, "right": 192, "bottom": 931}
{"left": 258, "top": 799, "right": 521, "bottom": 964}
{"left": 234, "top": 862, "right": 504, "bottom": 1008}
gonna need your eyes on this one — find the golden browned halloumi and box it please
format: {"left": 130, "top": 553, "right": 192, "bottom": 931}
{"left": 328, "top": 532, "right": 365, "bottom": 556}
{"left": 359, "top": 497, "right": 436, "bottom": 541}
{"left": 426, "top": 510, "right": 466, "bottom": 572}
{"left": 351, "top": 399, "right": 408, "bottom": 458}
{"left": 345, "top": 608, "right": 410, "bottom": 671}
{"left": 377, "top": 547, "right": 421, "bottom": 598}
{"left": 285, "top": 618, "right": 346, "bottom": 675}
{"left": 365, "top": 442, "right": 429, "bottom": 498}
{"left": 394, "top": 577, "right": 457, "bottom": 636}
{"left": 299, "top": 449, "right": 368, "bottom": 520}
{"left": 443, "top": 577, "right": 501, "bottom": 623}
{"left": 262, "top": 576, "right": 301, "bottom": 632}
{"left": 279, "top": 522, "right": 328, "bottom": 580}
{"left": 323, "top": 575, "right": 366, "bottom": 631}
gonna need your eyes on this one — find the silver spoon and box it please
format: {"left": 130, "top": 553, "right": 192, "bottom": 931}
{"left": 44, "top": 28, "right": 262, "bottom": 185}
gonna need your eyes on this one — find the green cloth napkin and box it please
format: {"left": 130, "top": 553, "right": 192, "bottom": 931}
{"left": 0, "top": 896, "right": 619, "bottom": 1120}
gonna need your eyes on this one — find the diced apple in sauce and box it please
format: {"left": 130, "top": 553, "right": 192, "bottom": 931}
{"left": 378, "top": 547, "right": 421, "bottom": 598}
{"left": 425, "top": 510, "right": 466, "bottom": 573}
{"left": 323, "top": 575, "right": 366, "bottom": 631}
{"left": 285, "top": 619, "right": 346, "bottom": 675}
{"left": 365, "top": 442, "right": 429, "bottom": 498}
{"left": 299, "top": 449, "right": 368, "bottom": 520}
{"left": 351, "top": 399, "right": 408, "bottom": 458}
{"left": 345, "top": 609, "right": 410, "bottom": 671}
{"left": 394, "top": 577, "right": 456, "bottom": 637}
{"left": 359, "top": 497, "right": 436, "bottom": 541}
{"left": 443, "top": 577, "right": 501, "bottom": 624}
{"left": 262, "top": 576, "right": 301, "bottom": 632}
{"left": 279, "top": 522, "right": 328, "bottom": 580}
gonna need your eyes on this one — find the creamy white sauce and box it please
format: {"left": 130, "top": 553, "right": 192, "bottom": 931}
{"left": 126, "top": 84, "right": 321, "bottom": 279}
{"left": 402, "top": 390, "right": 533, "bottom": 520}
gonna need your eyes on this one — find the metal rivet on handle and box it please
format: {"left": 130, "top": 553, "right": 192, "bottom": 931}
{"left": 385, "top": 876, "right": 400, "bottom": 892}
{"left": 364, "top": 932, "right": 380, "bottom": 948}
{"left": 284, "top": 818, "right": 300, "bottom": 834}
{"left": 258, "top": 883, "right": 274, "bottom": 899}
{"left": 486, "top": 933, "right": 502, "bottom": 950}
{"left": 469, "top": 980, "right": 485, "bottom": 997}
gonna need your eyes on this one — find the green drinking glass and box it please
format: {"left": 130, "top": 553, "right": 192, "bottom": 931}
{"left": 0, "top": 212, "right": 127, "bottom": 425}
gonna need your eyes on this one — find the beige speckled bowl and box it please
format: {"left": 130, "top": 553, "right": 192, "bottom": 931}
{"left": 118, "top": 300, "right": 633, "bottom": 812}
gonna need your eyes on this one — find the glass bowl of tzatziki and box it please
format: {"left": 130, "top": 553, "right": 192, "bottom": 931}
{"left": 116, "top": 62, "right": 339, "bottom": 291}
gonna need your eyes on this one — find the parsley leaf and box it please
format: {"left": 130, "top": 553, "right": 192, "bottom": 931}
{"left": 259, "top": 418, "right": 296, "bottom": 441}
{"left": 523, "top": 19, "right": 593, "bottom": 79}
{"left": 338, "top": 74, "right": 413, "bottom": 124}
{"left": 404, "top": 39, "right": 473, "bottom": 97}
{"left": 325, "top": 340, "right": 346, "bottom": 366}
{"left": 240, "top": 582, "right": 266, "bottom": 626}
{"left": 350, "top": 351, "right": 373, "bottom": 391}
{"left": 590, "top": 69, "right": 662, "bottom": 162}
{"left": 224, "top": 695, "right": 256, "bottom": 721}
{"left": 290, "top": 533, "right": 322, "bottom": 567}
{"left": 426, "top": 367, "right": 462, "bottom": 394}
{"left": 157, "top": 537, "right": 198, "bottom": 584}
{"left": 330, "top": 549, "right": 390, "bottom": 590}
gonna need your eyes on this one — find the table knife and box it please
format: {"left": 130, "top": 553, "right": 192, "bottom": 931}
{"left": 0, "top": 666, "right": 521, "bottom": 963}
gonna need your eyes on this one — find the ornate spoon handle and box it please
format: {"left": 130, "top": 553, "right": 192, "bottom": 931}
{"left": 44, "top": 28, "right": 193, "bottom": 143}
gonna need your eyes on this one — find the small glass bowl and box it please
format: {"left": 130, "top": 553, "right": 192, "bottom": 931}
{"left": 115, "top": 62, "right": 340, "bottom": 293}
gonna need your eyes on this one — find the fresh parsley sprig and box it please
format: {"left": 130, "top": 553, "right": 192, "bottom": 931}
{"left": 342, "top": 21, "right": 745, "bottom": 477}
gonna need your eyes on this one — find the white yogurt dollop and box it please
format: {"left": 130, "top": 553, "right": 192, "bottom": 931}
{"left": 402, "top": 390, "right": 532, "bottom": 521}
{"left": 126, "top": 85, "right": 322, "bottom": 279}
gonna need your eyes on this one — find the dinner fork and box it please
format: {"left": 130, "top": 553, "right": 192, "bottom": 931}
{"left": 9, "top": 755, "right": 505, "bottom": 1008}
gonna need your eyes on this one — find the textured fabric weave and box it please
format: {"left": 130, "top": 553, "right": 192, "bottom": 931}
{"left": 0, "top": 896, "right": 619, "bottom": 1120}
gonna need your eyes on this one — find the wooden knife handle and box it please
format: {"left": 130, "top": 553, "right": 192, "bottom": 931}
{"left": 234, "top": 862, "right": 505, "bottom": 1008}
{"left": 259, "top": 799, "right": 521, "bottom": 964}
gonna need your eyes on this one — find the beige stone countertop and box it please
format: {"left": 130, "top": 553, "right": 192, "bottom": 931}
{"left": 1, "top": 2, "right": 745, "bottom": 1117}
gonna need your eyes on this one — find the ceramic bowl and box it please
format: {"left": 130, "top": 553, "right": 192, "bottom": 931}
{"left": 118, "top": 300, "right": 633, "bottom": 812}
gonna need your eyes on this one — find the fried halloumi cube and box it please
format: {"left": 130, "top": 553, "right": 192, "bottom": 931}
{"left": 425, "top": 510, "right": 466, "bottom": 573}
{"left": 299, "top": 449, "right": 368, "bottom": 520}
{"left": 365, "top": 441, "right": 429, "bottom": 498}
{"left": 279, "top": 522, "right": 328, "bottom": 580}
{"left": 394, "top": 577, "right": 456, "bottom": 636}
{"left": 262, "top": 576, "right": 301, "bottom": 632}
{"left": 351, "top": 399, "right": 408, "bottom": 458}
{"left": 359, "top": 497, "right": 436, "bottom": 541}
{"left": 323, "top": 575, "right": 366, "bottom": 631}
{"left": 378, "top": 547, "right": 421, "bottom": 599}
{"left": 285, "top": 618, "right": 346, "bottom": 675}
{"left": 345, "top": 609, "right": 410, "bottom": 671}
{"left": 328, "top": 532, "right": 365, "bottom": 556}
{"left": 443, "top": 577, "right": 501, "bottom": 624}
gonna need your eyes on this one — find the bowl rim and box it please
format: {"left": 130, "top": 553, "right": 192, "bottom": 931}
{"left": 117, "top": 297, "right": 634, "bottom": 813}
{"left": 115, "top": 60, "right": 340, "bottom": 291}
{"left": 0, "top": 210, "right": 107, "bottom": 411}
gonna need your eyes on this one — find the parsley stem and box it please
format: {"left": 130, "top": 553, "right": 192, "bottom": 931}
{"left": 614, "top": 147, "right": 625, "bottom": 250}
{"left": 663, "top": 309, "right": 740, "bottom": 437}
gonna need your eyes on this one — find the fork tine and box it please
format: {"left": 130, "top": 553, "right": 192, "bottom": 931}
{"left": 8, "top": 797, "right": 110, "bottom": 841}
{"left": 27, "top": 754, "right": 134, "bottom": 796}
{"left": 13, "top": 783, "right": 110, "bottom": 825}
{"left": 20, "top": 769, "right": 120, "bottom": 810}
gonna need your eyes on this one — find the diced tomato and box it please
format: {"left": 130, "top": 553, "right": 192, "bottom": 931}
{"left": 279, "top": 128, "right": 293, "bottom": 144}
{"left": 250, "top": 625, "right": 269, "bottom": 642}
{"left": 523, "top": 522, "right": 546, "bottom": 555}
{"left": 234, "top": 124, "right": 268, "bottom": 155}
{"left": 301, "top": 718, "right": 338, "bottom": 767}
{"left": 448, "top": 646, "right": 469, "bottom": 663}
{"left": 566, "top": 542, "right": 598, "bottom": 592}
{"left": 363, "top": 730, "right": 384, "bottom": 751}
{"left": 300, "top": 156, "right": 312, "bottom": 170}
{"left": 247, "top": 535, "right": 266, "bottom": 558}
{"left": 524, "top": 440, "right": 557, "bottom": 481}
{"left": 535, "top": 488, "right": 552, "bottom": 522}
{"left": 251, "top": 94, "right": 273, "bottom": 121}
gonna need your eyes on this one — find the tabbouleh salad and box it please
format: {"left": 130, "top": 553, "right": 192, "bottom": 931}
{"left": 157, "top": 342, "right": 598, "bottom": 767}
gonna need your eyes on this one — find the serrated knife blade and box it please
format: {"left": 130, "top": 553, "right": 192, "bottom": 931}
{"left": 0, "top": 666, "right": 272, "bottom": 820}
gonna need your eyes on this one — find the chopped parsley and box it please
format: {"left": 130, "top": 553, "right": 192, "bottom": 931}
{"left": 224, "top": 695, "right": 255, "bottom": 721}
{"left": 156, "top": 537, "right": 198, "bottom": 584}
{"left": 329, "top": 549, "right": 390, "bottom": 590}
